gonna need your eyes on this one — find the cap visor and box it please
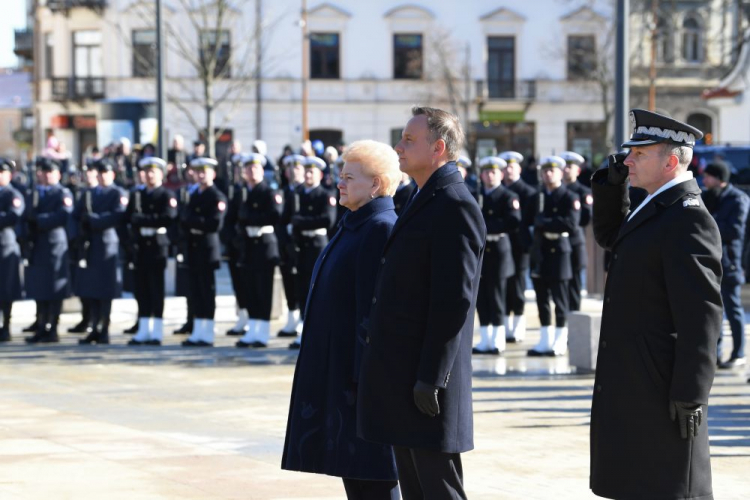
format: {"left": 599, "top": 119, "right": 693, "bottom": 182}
{"left": 621, "top": 138, "right": 661, "bottom": 148}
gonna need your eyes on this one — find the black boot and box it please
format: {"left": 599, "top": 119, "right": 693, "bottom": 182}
{"left": 173, "top": 322, "right": 192, "bottom": 334}
{"left": 26, "top": 327, "right": 58, "bottom": 344}
{"left": 0, "top": 328, "right": 10, "bottom": 342}
{"left": 79, "top": 329, "right": 109, "bottom": 345}
{"left": 68, "top": 319, "right": 90, "bottom": 333}
{"left": 124, "top": 320, "right": 139, "bottom": 334}
{"left": 22, "top": 320, "right": 38, "bottom": 332}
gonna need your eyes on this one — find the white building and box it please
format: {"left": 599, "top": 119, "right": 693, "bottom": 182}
{"left": 24, "top": 0, "right": 743, "bottom": 166}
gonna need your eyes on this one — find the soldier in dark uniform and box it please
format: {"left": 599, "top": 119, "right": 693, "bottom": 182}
{"left": 288, "top": 155, "right": 336, "bottom": 349}
{"left": 472, "top": 156, "right": 521, "bottom": 356}
{"left": 181, "top": 158, "right": 227, "bottom": 347}
{"left": 172, "top": 167, "right": 199, "bottom": 335}
{"left": 72, "top": 159, "right": 128, "bottom": 344}
{"left": 276, "top": 154, "right": 306, "bottom": 337}
{"left": 457, "top": 155, "right": 479, "bottom": 197}
{"left": 127, "top": 157, "right": 178, "bottom": 346}
{"left": 500, "top": 151, "right": 536, "bottom": 343}
{"left": 234, "top": 153, "right": 283, "bottom": 348}
{"left": 392, "top": 171, "right": 416, "bottom": 215}
{"left": 590, "top": 109, "right": 721, "bottom": 500}
{"left": 0, "top": 159, "right": 24, "bottom": 341}
{"left": 561, "top": 151, "right": 593, "bottom": 312}
{"left": 701, "top": 161, "right": 750, "bottom": 369}
{"left": 527, "top": 155, "right": 580, "bottom": 357}
{"left": 21, "top": 158, "right": 73, "bottom": 344}
{"left": 122, "top": 170, "right": 146, "bottom": 334}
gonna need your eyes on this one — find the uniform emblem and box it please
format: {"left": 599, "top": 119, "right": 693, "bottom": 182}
{"left": 218, "top": 201, "right": 226, "bottom": 211}
{"left": 512, "top": 199, "right": 520, "bottom": 210}
{"left": 275, "top": 194, "right": 282, "bottom": 204}
{"left": 683, "top": 198, "right": 700, "bottom": 208}
{"left": 586, "top": 194, "right": 593, "bottom": 205}
{"left": 329, "top": 197, "right": 336, "bottom": 207}
{"left": 120, "top": 196, "right": 129, "bottom": 206}
{"left": 12, "top": 197, "right": 21, "bottom": 208}
{"left": 573, "top": 200, "right": 581, "bottom": 210}
{"left": 63, "top": 197, "right": 72, "bottom": 207}
{"left": 169, "top": 197, "right": 177, "bottom": 208}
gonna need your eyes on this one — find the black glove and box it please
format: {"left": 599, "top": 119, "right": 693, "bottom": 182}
{"left": 669, "top": 400, "right": 702, "bottom": 440}
{"left": 130, "top": 213, "right": 146, "bottom": 227}
{"left": 413, "top": 381, "right": 440, "bottom": 417}
{"left": 607, "top": 153, "right": 629, "bottom": 185}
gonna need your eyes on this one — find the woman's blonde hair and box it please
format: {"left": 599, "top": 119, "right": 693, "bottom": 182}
{"left": 341, "top": 140, "right": 401, "bottom": 197}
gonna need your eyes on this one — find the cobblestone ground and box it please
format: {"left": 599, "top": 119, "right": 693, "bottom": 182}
{"left": 0, "top": 292, "right": 747, "bottom": 499}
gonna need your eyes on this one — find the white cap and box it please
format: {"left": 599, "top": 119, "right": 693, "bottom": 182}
{"left": 479, "top": 156, "right": 507, "bottom": 170}
{"left": 243, "top": 152, "right": 267, "bottom": 167}
{"left": 499, "top": 151, "right": 524, "bottom": 164}
{"left": 252, "top": 140, "right": 267, "bottom": 156}
{"left": 539, "top": 155, "right": 566, "bottom": 169}
{"left": 283, "top": 154, "right": 306, "bottom": 167}
{"left": 456, "top": 156, "right": 472, "bottom": 168}
{"left": 304, "top": 156, "right": 327, "bottom": 170}
{"left": 138, "top": 157, "right": 167, "bottom": 169}
{"left": 560, "top": 151, "right": 585, "bottom": 166}
{"left": 189, "top": 157, "right": 219, "bottom": 169}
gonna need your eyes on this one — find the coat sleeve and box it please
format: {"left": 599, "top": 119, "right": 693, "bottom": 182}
{"left": 418, "top": 193, "right": 485, "bottom": 388}
{"left": 591, "top": 168, "right": 630, "bottom": 250}
{"left": 187, "top": 191, "right": 227, "bottom": 233}
{"left": 715, "top": 191, "right": 750, "bottom": 244}
{"left": 0, "top": 193, "right": 24, "bottom": 228}
{"left": 662, "top": 208, "right": 723, "bottom": 405}
{"left": 36, "top": 189, "right": 73, "bottom": 230}
{"left": 88, "top": 190, "right": 127, "bottom": 231}
{"left": 579, "top": 186, "right": 593, "bottom": 227}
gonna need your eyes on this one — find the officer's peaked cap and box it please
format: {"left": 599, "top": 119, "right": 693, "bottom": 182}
{"left": 242, "top": 152, "right": 267, "bottom": 167}
{"left": 623, "top": 109, "right": 703, "bottom": 148}
{"left": 540, "top": 155, "right": 566, "bottom": 169}
{"left": 304, "top": 156, "right": 326, "bottom": 170}
{"left": 560, "top": 151, "right": 585, "bottom": 166}
{"left": 479, "top": 156, "right": 507, "bottom": 170}
{"left": 189, "top": 157, "right": 218, "bottom": 169}
{"left": 35, "top": 157, "right": 60, "bottom": 171}
{"left": 499, "top": 151, "right": 524, "bottom": 164}
{"left": 283, "top": 154, "right": 306, "bottom": 167}
{"left": 0, "top": 157, "right": 16, "bottom": 172}
{"left": 456, "top": 156, "right": 473, "bottom": 168}
{"left": 139, "top": 157, "right": 167, "bottom": 170}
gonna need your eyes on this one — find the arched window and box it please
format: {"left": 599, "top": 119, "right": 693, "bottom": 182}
{"left": 682, "top": 15, "right": 703, "bottom": 62}
{"left": 655, "top": 17, "right": 674, "bottom": 63}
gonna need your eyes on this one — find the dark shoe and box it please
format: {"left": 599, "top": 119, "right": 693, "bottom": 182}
{"left": 277, "top": 330, "right": 298, "bottom": 338}
{"left": 226, "top": 328, "right": 245, "bottom": 336}
{"left": 127, "top": 338, "right": 146, "bottom": 346}
{"left": 31, "top": 330, "right": 59, "bottom": 344}
{"left": 182, "top": 339, "right": 213, "bottom": 347}
{"left": 719, "top": 357, "right": 747, "bottom": 369}
{"left": 173, "top": 323, "right": 192, "bottom": 335}
{"left": 487, "top": 347, "right": 501, "bottom": 356}
{"left": 288, "top": 341, "right": 301, "bottom": 350}
{"left": 124, "top": 321, "right": 139, "bottom": 334}
{"left": 78, "top": 330, "right": 98, "bottom": 345}
{"left": 22, "top": 321, "right": 38, "bottom": 332}
{"left": 0, "top": 329, "right": 10, "bottom": 342}
{"left": 527, "top": 349, "right": 553, "bottom": 357}
{"left": 235, "top": 340, "right": 251, "bottom": 348}
{"left": 472, "top": 347, "right": 489, "bottom": 354}
{"left": 144, "top": 339, "right": 162, "bottom": 346}
{"left": 506, "top": 338, "right": 521, "bottom": 344}
{"left": 251, "top": 341, "right": 267, "bottom": 349}
{"left": 67, "top": 320, "right": 89, "bottom": 333}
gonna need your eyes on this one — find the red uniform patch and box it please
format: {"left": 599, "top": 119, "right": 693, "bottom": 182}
{"left": 329, "top": 197, "right": 336, "bottom": 207}
{"left": 218, "top": 201, "right": 226, "bottom": 211}
{"left": 586, "top": 194, "right": 593, "bottom": 205}
{"left": 63, "top": 197, "right": 72, "bottom": 207}
{"left": 169, "top": 197, "right": 177, "bottom": 208}
{"left": 512, "top": 199, "right": 520, "bottom": 210}
{"left": 275, "top": 194, "right": 282, "bottom": 204}
{"left": 12, "top": 197, "right": 21, "bottom": 208}
{"left": 573, "top": 199, "right": 581, "bottom": 210}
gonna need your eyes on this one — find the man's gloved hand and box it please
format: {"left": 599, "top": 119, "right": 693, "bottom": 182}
{"left": 669, "top": 400, "right": 703, "bottom": 440}
{"left": 607, "top": 153, "right": 629, "bottom": 185}
{"left": 413, "top": 381, "right": 440, "bottom": 417}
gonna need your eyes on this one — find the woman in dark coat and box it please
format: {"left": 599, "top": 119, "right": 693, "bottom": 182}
{"left": 282, "top": 140, "right": 402, "bottom": 499}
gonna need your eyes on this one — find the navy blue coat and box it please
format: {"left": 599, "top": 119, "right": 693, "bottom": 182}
{"left": 282, "top": 196, "right": 398, "bottom": 480}
{"left": 72, "top": 185, "right": 127, "bottom": 299}
{"left": 0, "top": 185, "right": 24, "bottom": 302}
{"left": 705, "top": 183, "right": 749, "bottom": 286}
{"left": 22, "top": 184, "right": 73, "bottom": 301}
{"left": 357, "top": 164, "right": 485, "bottom": 454}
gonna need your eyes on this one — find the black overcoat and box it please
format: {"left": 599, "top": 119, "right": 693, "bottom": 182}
{"left": 477, "top": 185, "right": 521, "bottom": 281}
{"left": 528, "top": 185, "right": 580, "bottom": 281}
{"left": 505, "top": 178, "right": 536, "bottom": 270}
{"left": 357, "top": 163, "right": 485, "bottom": 454}
{"left": 590, "top": 169, "right": 722, "bottom": 500}
{"left": 22, "top": 184, "right": 73, "bottom": 301}
{"left": 236, "top": 181, "right": 282, "bottom": 269}
{"left": 704, "top": 183, "right": 749, "bottom": 287}
{"left": 127, "top": 186, "right": 178, "bottom": 262}
{"left": 72, "top": 185, "right": 127, "bottom": 299}
{"left": 567, "top": 180, "right": 593, "bottom": 271}
{"left": 0, "top": 185, "right": 24, "bottom": 302}
{"left": 282, "top": 197, "right": 398, "bottom": 480}
{"left": 182, "top": 185, "right": 227, "bottom": 269}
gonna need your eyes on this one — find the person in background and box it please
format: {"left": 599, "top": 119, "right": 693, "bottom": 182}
{"left": 0, "top": 158, "right": 24, "bottom": 342}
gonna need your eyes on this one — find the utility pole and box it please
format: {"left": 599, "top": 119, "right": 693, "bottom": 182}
{"left": 648, "top": 0, "right": 657, "bottom": 111}
{"left": 156, "top": 0, "right": 166, "bottom": 159}
{"left": 614, "top": 0, "right": 630, "bottom": 149}
{"left": 255, "top": 0, "right": 262, "bottom": 139}
{"left": 301, "top": 0, "right": 309, "bottom": 141}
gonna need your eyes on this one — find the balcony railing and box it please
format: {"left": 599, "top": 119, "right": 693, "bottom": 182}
{"left": 47, "top": 0, "right": 107, "bottom": 13}
{"left": 13, "top": 29, "right": 33, "bottom": 59}
{"left": 51, "top": 77, "right": 105, "bottom": 100}
{"left": 477, "top": 79, "right": 537, "bottom": 101}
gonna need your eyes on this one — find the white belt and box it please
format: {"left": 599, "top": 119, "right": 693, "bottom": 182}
{"left": 300, "top": 228, "right": 328, "bottom": 237}
{"left": 139, "top": 227, "right": 167, "bottom": 237}
{"left": 543, "top": 232, "right": 569, "bottom": 240}
{"left": 245, "top": 225, "right": 274, "bottom": 238}
{"left": 486, "top": 233, "right": 507, "bottom": 242}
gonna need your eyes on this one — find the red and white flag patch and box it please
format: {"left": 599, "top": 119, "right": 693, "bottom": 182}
{"left": 585, "top": 194, "right": 593, "bottom": 205}
{"left": 120, "top": 196, "right": 129, "bottom": 206}
{"left": 63, "top": 197, "right": 72, "bottom": 207}
{"left": 12, "top": 198, "right": 21, "bottom": 208}
{"left": 218, "top": 201, "right": 226, "bottom": 211}
{"left": 275, "top": 194, "right": 282, "bottom": 204}
{"left": 512, "top": 199, "right": 520, "bottom": 210}
{"left": 573, "top": 199, "right": 581, "bottom": 210}
{"left": 329, "top": 197, "right": 337, "bottom": 207}
{"left": 169, "top": 197, "right": 178, "bottom": 208}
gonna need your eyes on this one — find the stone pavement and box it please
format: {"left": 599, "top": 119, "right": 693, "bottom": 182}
{"left": 0, "top": 291, "right": 748, "bottom": 499}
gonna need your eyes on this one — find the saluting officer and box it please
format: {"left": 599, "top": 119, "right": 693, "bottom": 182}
{"left": 527, "top": 155, "right": 580, "bottom": 357}
{"left": 172, "top": 167, "right": 199, "bottom": 335}
{"left": 127, "top": 157, "right": 178, "bottom": 346}
{"left": 561, "top": 151, "right": 593, "bottom": 312}
{"left": 72, "top": 158, "right": 128, "bottom": 345}
{"left": 181, "top": 157, "right": 227, "bottom": 347}
{"left": 500, "top": 151, "right": 536, "bottom": 342}
{"left": 276, "top": 154, "right": 306, "bottom": 337}
{"left": 0, "top": 158, "right": 24, "bottom": 342}
{"left": 22, "top": 158, "right": 74, "bottom": 344}
{"left": 234, "top": 153, "right": 283, "bottom": 348}
{"left": 473, "top": 156, "right": 521, "bottom": 355}
{"left": 289, "top": 155, "right": 337, "bottom": 349}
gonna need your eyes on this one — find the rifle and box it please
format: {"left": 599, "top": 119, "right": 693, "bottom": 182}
{"left": 21, "top": 189, "right": 39, "bottom": 267}
{"left": 175, "top": 186, "right": 190, "bottom": 265}
{"left": 530, "top": 191, "right": 545, "bottom": 278}
{"left": 127, "top": 189, "right": 142, "bottom": 270}
{"left": 78, "top": 189, "right": 92, "bottom": 269}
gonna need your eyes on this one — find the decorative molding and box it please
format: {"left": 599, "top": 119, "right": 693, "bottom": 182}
{"left": 383, "top": 4, "right": 435, "bottom": 20}
{"left": 560, "top": 6, "right": 606, "bottom": 24}
{"left": 308, "top": 3, "right": 352, "bottom": 19}
{"left": 479, "top": 7, "right": 526, "bottom": 24}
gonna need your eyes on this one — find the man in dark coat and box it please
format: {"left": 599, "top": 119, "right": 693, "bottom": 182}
{"left": 590, "top": 109, "right": 722, "bottom": 500}
{"left": 561, "top": 151, "right": 593, "bottom": 312}
{"left": 357, "top": 107, "right": 485, "bottom": 499}
{"left": 22, "top": 157, "right": 74, "bottom": 344}
{"left": 0, "top": 158, "right": 24, "bottom": 341}
{"left": 701, "top": 160, "right": 750, "bottom": 369}
{"left": 72, "top": 159, "right": 128, "bottom": 345}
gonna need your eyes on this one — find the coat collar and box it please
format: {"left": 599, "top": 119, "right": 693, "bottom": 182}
{"left": 342, "top": 196, "right": 394, "bottom": 230}
{"left": 616, "top": 178, "right": 701, "bottom": 244}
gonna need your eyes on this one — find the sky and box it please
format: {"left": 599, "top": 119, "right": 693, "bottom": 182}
{"left": 0, "top": 1, "right": 28, "bottom": 69}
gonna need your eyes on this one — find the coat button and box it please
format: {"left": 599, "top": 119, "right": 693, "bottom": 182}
{"left": 550, "top": 248, "right": 556, "bottom": 253}
{"left": 613, "top": 253, "right": 618, "bottom": 260}
{"left": 606, "top": 297, "right": 610, "bottom": 303}
{"left": 601, "top": 340, "right": 607, "bottom": 348}
{"left": 553, "top": 208, "right": 558, "bottom": 213}
{"left": 366, "top": 336, "right": 370, "bottom": 344}
{"left": 372, "top": 297, "right": 377, "bottom": 304}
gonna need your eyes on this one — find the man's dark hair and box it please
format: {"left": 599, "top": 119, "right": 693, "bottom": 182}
{"left": 411, "top": 106, "right": 464, "bottom": 160}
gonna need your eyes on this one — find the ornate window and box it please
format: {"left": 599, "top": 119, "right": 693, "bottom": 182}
{"left": 682, "top": 15, "right": 702, "bottom": 63}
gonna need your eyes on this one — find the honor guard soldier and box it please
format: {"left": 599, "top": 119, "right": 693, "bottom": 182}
{"left": 457, "top": 155, "right": 479, "bottom": 196}
{"left": 21, "top": 158, "right": 74, "bottom": 343}
{"left": 527, "top": 155, "right": 580, "bottom": 356}
{"left": 276, "top": 154, "right": 306, "bottom": 337}
{"left": 473, "top": 156, "right": 521, "bottom": 355}
{"left": 122, "top": 170, "right": 147, "bottom": 334}
{"left": 127, "top": 157, "right": 178, "bottom": 346}
{"left": 0, "top": 158, "right": 24, "bottom": 341}
{"left": 561, "top": 151, "right": 593, "bottom": 312}
{"left": 289, "top": 155, "right": 337, "bottom": 349}
{"left": 234, "top": 153, "right": 283, "bottom": 348}
{"left": 500, "top": 151, "right": 536, "bottom": 342}
{"left": 181, "top": 157, "right": 227, "bottom": 347}
{"left": 172, "top": 167, "right": 200, "bottom": 335}
{"left": 72, "top": 158, "right": 128, "bottom": 345}
{"left": 392, "top": 172, "right": 416, "bottom": 215}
